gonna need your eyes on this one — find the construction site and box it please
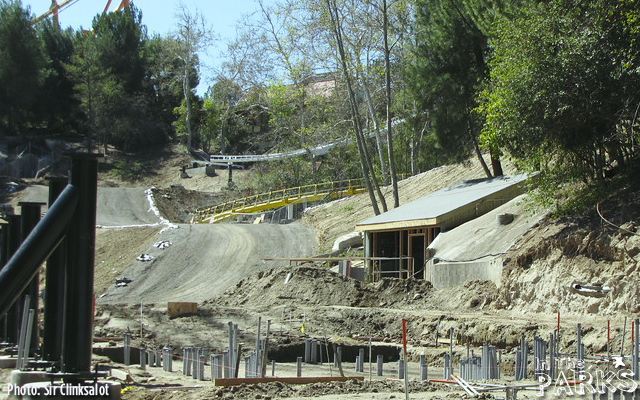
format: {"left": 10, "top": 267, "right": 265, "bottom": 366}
{"left": 1, "top": 146, "right": 640, "bottom": 400}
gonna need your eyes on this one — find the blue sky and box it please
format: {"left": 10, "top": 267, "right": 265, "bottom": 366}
{"left": 25, "top": 0, "right": 271, "bottom": 93}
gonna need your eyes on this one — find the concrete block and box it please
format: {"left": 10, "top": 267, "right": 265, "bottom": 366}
{"left": 0, "top": 357, "right": 17, "bottom": 368}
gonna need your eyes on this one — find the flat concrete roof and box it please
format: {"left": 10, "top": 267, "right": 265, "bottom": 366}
{"left": 355, "top": 173, "right": 530, "bottom": 231}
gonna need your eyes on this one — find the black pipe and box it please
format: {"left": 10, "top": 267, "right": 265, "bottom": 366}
{"left": 0, "top": 223, "right": 6, "bottom": 342}
{"left": 42, "top": 177, "right": 69, "bottom": 365}
{"left": 0, "top": 184, "right": 78, "bottom": 320}
{"left": 4, "top": 214, "right": 22, "bottom": 344}
{"left": 61, "top": 155, "right": 99, "bottom": 375}
{"left": 19, "top": 201, "right": 46, "bottom": 355}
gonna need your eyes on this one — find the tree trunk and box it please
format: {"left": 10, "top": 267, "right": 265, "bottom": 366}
{"left": 183, "top": 71, "right": 194, "bottom": 152}
{"left": 325, "top": 0, "right": 381, "bottom": 215}
{"left": 383, "top": 0, "right": 399, "bottom": 208}
{"left": 471, "top": 133, "right": 492, "bottom": 178}
{"left": 363, "top": 79, "right": 389, "bottom": 185}
{"left": 489, "top": 147, "right": 503, "bottom": 177}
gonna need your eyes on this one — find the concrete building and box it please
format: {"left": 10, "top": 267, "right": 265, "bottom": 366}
{"left": 424, "top": 194, "right": 546, "bottom": 288}
{"left": 355, "top": 174, "right": 531, "bottom": 281}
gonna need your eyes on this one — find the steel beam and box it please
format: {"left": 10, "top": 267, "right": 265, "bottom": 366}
{"left": 61, "top": 154, "right": 99, "bottom": 375}
{"left": 0, "top": 186, "right": 78, "bottom": 320}
{"left": 42, "top": 177, "right": 69, "bottom": 365}
{"left": 19, "top": 201, "right": 46, "bottom": 355}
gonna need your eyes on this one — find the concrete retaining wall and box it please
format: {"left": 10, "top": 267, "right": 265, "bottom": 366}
{"left": 425, "top": 257, "right": 502, "bottom": 289}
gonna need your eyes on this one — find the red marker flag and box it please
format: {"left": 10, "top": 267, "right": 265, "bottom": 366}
{"left": 402, "top": 318, "right": 407, "bottom": 355}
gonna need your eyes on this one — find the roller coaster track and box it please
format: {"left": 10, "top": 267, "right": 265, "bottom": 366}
{"left": 193, "top": 179, "right": 366, "bottom": 224}
{"left": 209, "top": 118, "right": 404, "bottom": 163}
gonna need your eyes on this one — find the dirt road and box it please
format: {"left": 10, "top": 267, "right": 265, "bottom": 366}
{"left": 98, "top": 223, "right": 316, "bottom": 303}
{"left": 13, "top": 184, "right": 317, "bottom": 304}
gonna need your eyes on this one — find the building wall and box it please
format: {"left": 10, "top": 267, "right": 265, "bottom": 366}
{"left": 424, "top": 257, "right": 502, "bottom": 289}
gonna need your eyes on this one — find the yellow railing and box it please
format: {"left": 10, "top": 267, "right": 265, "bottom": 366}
{"left": 193, "top": 179, "right": 365, "bottom": 223}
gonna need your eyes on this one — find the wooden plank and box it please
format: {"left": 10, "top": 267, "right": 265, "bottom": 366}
{"left": 213, "top": 376, "right": 364, "bottom": 387}
{"left": 167, "top": 302, "right": 198, "bottom": 318}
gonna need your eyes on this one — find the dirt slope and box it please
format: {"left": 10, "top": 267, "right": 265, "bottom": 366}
{"left": 98, "top": 222, "right": 317, "bottom": 303}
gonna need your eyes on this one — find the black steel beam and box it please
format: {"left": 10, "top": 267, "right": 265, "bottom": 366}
{"left": 0, "top": 185, "right": 78, "bottom": 320}
{"left": 61, "top": 155, "right": 99, "bottom": 375}
{"left": 42, "top": 177, "right": 69, "bottom": 365}
{"left": 4, "top": 214, "right": 22, "bottom": 344}
{"left": 0, "top": 223, "right": 6, "bottom": 342}
{"left": 19, "top": 201, "right": 46, "bottom": 355}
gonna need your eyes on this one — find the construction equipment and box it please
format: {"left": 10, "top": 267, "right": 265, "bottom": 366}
{"left": 32, "top": 0, "right": 131, "bottom": 25}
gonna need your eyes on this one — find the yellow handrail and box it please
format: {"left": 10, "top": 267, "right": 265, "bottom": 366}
{"left": 194, "top": 178, "right": 365, "bottom": 223}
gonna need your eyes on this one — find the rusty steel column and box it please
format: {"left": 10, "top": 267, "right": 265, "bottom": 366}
{"left": 19, "top": 201, "right": 46, "bottom": 355}
{"left": 61, "top": 154, "right": 99, "bottom": 375}
{"left": 42, "top": 177, "right": 69, "bottom": 366}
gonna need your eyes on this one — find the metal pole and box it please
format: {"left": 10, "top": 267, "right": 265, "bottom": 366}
{"left": 140, "top": 347, "right": 146, "bottom": 371}
{"left": 164, "top": 347, "right": 172, "bottom": 372}
{"left": 261, "top": 320, "right": 271, "bottom": 377}
{"left": 2, "top": 215, "right": 21, "bottom": 345}
{"left": 42, "top": 177, "right": 67, "bottom": 369}
{"left": 124, "top": 333, "right": 131, "bottom": 366}
{"left": 369, "top": 338, "right": 372, "bottom": 381}
{"left": 0, "top": 224, "right": 7, "bottom": 343}
{"left": 577, "top": 324, "right": 583, "bottom": 377}
{"left": 61, "top": 154, "right": 100, "bottom": 375}
{"left": 19, "top": 201, "right": 45, "bottom": 356}
{"left": 16, "top": 295, "right": 31, "bottom": 370}
{"left": 297, "top": 357, "right": 302, "bottom": 377}
{"left": 377, "top": 354, "right": 383, "bottom": 376}
{"left": 634, "top": 319, "right": 639, "bottom": 380}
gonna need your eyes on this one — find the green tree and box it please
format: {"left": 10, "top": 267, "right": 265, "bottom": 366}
{"left": 407, "top": 0, "right": 512, "bottom": 177}
{"left": 34, "top": 19, "right": 78, "bottom": 135}
{"left": 479, "top": 0, "right": 640, "bottom": 200}
{"left": 206, "top": 78, "right": 243, "bottom": 154}
{"left": 0, "top": 1, "right": 45, "bottom": 136}
{"left": 65, "top": 31, "right": 120, "bottom": 151}
{"left": 170, "top": 3, "right": 213, "bottom": 152}
{"left": 66, "top": 6, "right": 170, "bottom": 151}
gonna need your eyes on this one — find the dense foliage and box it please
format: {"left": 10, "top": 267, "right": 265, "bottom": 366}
{"left": 479, "top": 0, "right": 640, "bottom": 195}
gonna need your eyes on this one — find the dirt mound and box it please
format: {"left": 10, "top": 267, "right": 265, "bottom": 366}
{"left": 208, "top": 266, "right": 438, "bottom": 311}
{"left": 152, "top": 186, "right": 233, "bottom": 223}
{"left": 493, "top": 180, "right": 640, "bottom": 317}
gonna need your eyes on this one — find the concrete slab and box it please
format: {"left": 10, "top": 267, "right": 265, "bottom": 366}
{"left": 0, "top": 356, "right": 17, "bottom": 368}
{"left": 428, "top": 194, "right": 546, "bottom": 262}
{"left": 425, "top": 194, "right": 547, "bottom": 288}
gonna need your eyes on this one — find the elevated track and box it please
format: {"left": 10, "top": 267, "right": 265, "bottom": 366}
{"left": 193, "top": 179, "right": 365, "bottom": 223}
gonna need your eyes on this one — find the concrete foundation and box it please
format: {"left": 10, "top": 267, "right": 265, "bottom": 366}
{"left": 0, "top": 356, "right": 17, "bottom": 368}
{"left": 8, "top": 370, "right": 48, "bottom": 400}
{"left": 425, "top": 258, "right": 502, "bottom": 289}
